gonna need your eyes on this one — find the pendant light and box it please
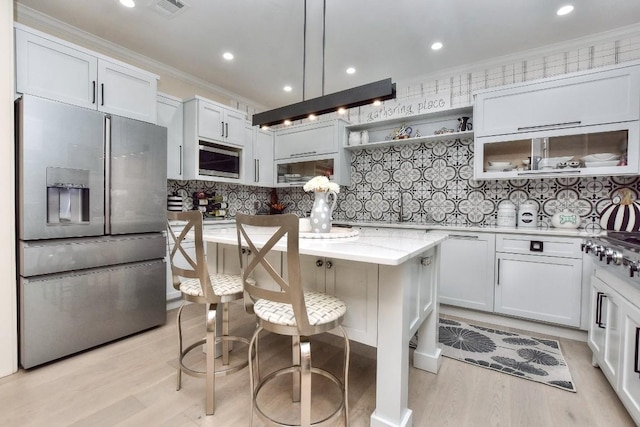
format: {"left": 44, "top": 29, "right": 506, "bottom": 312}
{"left": 252, "top": 0, "right": 396, "bottom": 128}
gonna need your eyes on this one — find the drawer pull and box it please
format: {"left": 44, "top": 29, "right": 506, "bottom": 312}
{"left": 529, "top": 241, "right": 544, "bottom": 252}
{"left": 517, "top": 121, "right": 581, "bottom": 131}
{"left": 596, "top": 291, "right": 607, "bottom": 329}
{"left": 450, "top": 235, "right": 479, "bottom": 240}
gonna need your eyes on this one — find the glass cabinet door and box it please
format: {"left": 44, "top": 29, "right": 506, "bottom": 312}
{"left": 275, "top": 158, "right": 335, "bottom": 186}
{"left": 475, "top": 121, "right": 639, "bottom": 179}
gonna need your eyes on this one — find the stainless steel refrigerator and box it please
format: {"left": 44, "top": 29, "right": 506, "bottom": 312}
{"left": 16, "top": 95, "right": 168, "bottom": 368}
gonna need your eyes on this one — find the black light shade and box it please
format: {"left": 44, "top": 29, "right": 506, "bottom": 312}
{"left": 252, "top": 78, "right": 396, "bottom": 127}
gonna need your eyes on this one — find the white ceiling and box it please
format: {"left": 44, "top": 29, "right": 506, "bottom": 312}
{"left": 14, "top": 0, "right": 640, "bottom": 110}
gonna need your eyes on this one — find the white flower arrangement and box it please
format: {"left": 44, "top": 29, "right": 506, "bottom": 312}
{"left": 303, "top": 175, "right": 340, "bottom": 193}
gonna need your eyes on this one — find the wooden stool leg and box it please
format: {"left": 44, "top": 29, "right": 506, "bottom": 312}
{"left": 205, "top": 303, "right": 217, "bottom": 415}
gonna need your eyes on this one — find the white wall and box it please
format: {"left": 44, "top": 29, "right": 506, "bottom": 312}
{"left": 0, "top": 1, "right": 17, "bottom": 378}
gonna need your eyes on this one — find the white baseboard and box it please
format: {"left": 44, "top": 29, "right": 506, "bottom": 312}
{"left": 440, "top": 305, "right": 588, "bottom": 342}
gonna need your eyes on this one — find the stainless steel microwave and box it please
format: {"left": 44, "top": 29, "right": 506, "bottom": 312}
{"left": 198, "top": 141, "right": 240, "bottom": 178}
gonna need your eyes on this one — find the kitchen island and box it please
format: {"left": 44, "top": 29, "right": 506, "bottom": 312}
{"left": 201, "top": 226, "right": 447, "bottom": 427}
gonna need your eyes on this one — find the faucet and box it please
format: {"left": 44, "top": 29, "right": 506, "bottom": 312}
{"left": 399, "top": 192, "right": 406, "bottom": 222}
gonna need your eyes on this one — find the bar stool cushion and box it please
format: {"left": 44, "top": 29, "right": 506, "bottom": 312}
{"left": 253, "top": 291, "right": 346, "bottom": 326}
{"left": 180, "top": 273, "right": 252, "bottom": 297}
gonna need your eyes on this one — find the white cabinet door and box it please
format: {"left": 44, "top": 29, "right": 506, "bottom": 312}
{"left": 15, "top": 28, "right": 97, "bottom": 110}
{"left": 297, "top": 254, "right": 378, "bottom": 346}
{"left": 254, "top": 128, "right": 275, "bottom": 186}
{"left": 97, "top": 59, "right": 157, "bottom": 123}
{"left": 274, "top": 120, "right": 344, "bottom": 159}
{"left": 589, "top": 275, "right": 623, "bottom": 386}
{"left": 620, "top": 300, "right": 640, "bottom": 426}
{"left": 326, "top": 258, "right": 378, "bottom": 347}
{"left": 224, "top": 109, "right": 247, "bottom": 147}
{"left": 439, "top": 233, "right": 495, "bottom": 312}
{"left": 198, "top": 100, "right": 225, "bottom": 142}
{"left": 197, "top": 99, "right": 246, "bottom": 147}
{"left": 588, "top": 276, "right": 607, "bottom": 359}
{"left": 495, "top": 253, "right": 582, "bottom": 327}
{"left": 157, "top": 94, "right": 184, "bottom": 180}
{"left": 474, "top": 64, "right": 640, "bottom": 137}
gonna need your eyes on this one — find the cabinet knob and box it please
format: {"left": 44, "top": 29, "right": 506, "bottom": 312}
{"left": 325, "top": 260, "right": 333, "bottom": 269}
{"left": 316, "top": 259, "right": 323, "bottom": 267}
{"left": 420, "top": 257, "right": 432, "bottom": 266}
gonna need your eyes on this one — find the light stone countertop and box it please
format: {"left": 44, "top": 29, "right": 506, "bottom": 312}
{"left": 335, "top": 220, "right": 603, "bottom": 238}
{"left": 201, "top": 226, "right": 447, "bottom": 266}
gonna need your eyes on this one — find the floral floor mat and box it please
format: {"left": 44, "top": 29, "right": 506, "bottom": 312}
{"left": 436, "top": 317, "right": 576, "bottom": 392}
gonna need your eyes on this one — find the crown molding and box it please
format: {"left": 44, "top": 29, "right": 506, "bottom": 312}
{"left": 401, "top": 22, "right": 640, "bottom": 88}
{"left": 14, "top": 3, "right": 267, "bottom": 111}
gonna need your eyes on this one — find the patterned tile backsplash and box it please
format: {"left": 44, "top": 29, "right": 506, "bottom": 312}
{"left": 168, "top": 136, "right": 640, "bottom": 232}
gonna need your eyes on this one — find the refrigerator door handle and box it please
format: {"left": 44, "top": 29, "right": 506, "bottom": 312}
{"left": 104, "top": 115, "right": 111, "bottom": 235}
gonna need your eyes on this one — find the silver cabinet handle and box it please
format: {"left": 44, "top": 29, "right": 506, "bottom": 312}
{"left": 256, "top": 159, "right": 260, "bottom": 182}
{"left": 225, "top": 122, "right": 229, "bottom": 138}
{"left": 92, "top": 81, "right": 96, "bottom": 104}
{"left": 517, "top": 121, "right": 581, "bottom": 131}
{"left": 290, "top": 151, "right": 317, "bottom": 157}
{"left": 221, "top": 121, "right": 225, "bottom": 138}
{"left": 179, "top": 145, "right": 183, "bottom": 175}
{"left": 325, "top": 260, "right": 333, "bottom": 269}
{"left": 101, "top": 83, "right": 105, "bottom": 106}
{"left": 316, "top": 259, "right": 323, "bottom": 267}
{"left": 497, "top": 258, "right": 500, "bottom": 286}
{"left": 517, "top": 170, "right": 581, "bottom": 176}
{"left": 449, "top": 235, "right": 479, "bottom": 240}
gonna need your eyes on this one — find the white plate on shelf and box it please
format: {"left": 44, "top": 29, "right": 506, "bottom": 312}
{"left": 584, "top": 160, "right": 620, "bottom": 167}
{"left": 486, "top": 165, "right": 515, "bottom": 172}
{"left": 581, "top": 153, "right": 620, "bottom": 162}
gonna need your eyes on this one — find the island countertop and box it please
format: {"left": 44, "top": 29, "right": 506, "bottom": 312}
{"left": 201, "top": 226, "right": 448, "bottom": 266}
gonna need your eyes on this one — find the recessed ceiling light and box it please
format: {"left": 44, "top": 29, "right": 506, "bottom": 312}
{"left": 283, "top": 85, "right": 292, "bottom": 92}
{"left": 346, "top": 67, "right": 356, "bottom": 74}
{"left": 119, "top": 0, "right": 135, "bottom": 7}
{"left": 222, "top": 52, "right": 234, "bottom": 61}
{"left": 431, "top": 42, "right": 443, "bottom": 51}
{"left": 556, "top": 5, "right": 574, "bottom": 15}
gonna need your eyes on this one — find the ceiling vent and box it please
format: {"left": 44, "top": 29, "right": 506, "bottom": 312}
{"left": 149, "top": 0, "right": 189, "bottom": 18}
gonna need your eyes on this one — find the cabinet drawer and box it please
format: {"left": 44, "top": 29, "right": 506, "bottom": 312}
{"left": 496, "top": 234, "right": 582, "bottom": 258}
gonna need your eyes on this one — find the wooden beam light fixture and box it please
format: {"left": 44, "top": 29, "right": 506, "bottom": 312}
{"left": 252, "top": 78, "right": 396, "bottom": 127}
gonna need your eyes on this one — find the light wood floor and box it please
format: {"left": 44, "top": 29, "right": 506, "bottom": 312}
{"left": 0, "top": 301, "right": 634, "bottom": 427}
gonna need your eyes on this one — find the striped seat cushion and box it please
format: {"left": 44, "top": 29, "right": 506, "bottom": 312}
{"left": 180, "top": 273, "right": 253, "bottom": 297}
{"left": 253, "top": 291, "right": 346, "bottom": 326}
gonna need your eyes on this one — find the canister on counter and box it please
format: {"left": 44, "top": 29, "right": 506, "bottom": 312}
{"left": 518, "top": 201, "right": 538, "bottom": 228}
{"left": 497, "top": 201, "right": 517, "bottom": 228}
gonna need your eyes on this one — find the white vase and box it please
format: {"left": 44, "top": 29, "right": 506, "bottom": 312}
{"left": 310, "top": 190, "right": 337, "bottom": 233}
{"left": 360, "top": 130, "right": 369, "bottom": 144}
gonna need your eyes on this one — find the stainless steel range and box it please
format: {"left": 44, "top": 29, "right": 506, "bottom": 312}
{"left": 583, "top": 232, "right": 640, "bottom": 282}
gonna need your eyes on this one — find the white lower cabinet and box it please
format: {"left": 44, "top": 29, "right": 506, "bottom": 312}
{"left": 589, "top": 268, "right": 640, "bottom": 425}
{"left": 439, "top": 232, "right": 495, "bottom": 312}
{"left": 589, "top": 275, "right": 623, "bottom": 385}
{"left": 620, "top": 301, "right": 640, "bottom": 425}
{"left": 495, "top": 234, "right": 583, "bottom": 327}
{"left": 293, "top": 255, "right": 379, "bottom": 347}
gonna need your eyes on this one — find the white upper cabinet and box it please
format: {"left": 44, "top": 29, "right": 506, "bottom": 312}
{"left": 475, "top": 63, "right": 640, "bottom": 137}
{"left": 244, "top": 125, "right": 275, "bottom": 187}
{"left": 197, "top": 98, "right": 246, "bottom": 147}
{"left": 157, "top": 93, "right": 184, "bottom": 180}
{"left": 474, "top": 62, "right": 640, "bottom": 180}
{"left": 15, "top": 24, "right": 158, "bottom": 124}
{"left": 273, "top": 119, "right": 350, "bottom": 187}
